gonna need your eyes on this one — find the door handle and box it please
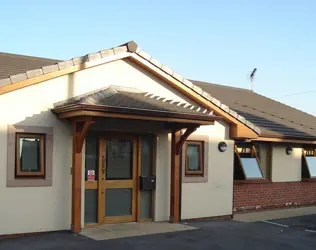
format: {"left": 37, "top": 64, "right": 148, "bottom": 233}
{"left": 102, "top": 156, "right": 106, "bottom": 179}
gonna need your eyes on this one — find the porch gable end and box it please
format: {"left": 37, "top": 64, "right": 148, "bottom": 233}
{"left": 0, "top": 41, "right": 260, "bottom": 139}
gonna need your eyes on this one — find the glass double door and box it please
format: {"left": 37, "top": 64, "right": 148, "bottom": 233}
{"left": 84, "top": 134, "right": 154, "bottom": 226}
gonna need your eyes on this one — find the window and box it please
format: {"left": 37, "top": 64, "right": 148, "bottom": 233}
{"left": 16, "top": 133, "right": 45, "bottom": 177}
{"left": 234, "top": 144, "right": 263, "bottom": 180}
{"left": 184, "top": 141, "right": 204, "bottom": 176}
{"left": 302, "top": 148, "right": 316, "bottom": 178}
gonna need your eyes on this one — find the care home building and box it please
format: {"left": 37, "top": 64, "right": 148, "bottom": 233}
{"left": 0, "top": 41, "right": 315, "bottom": 236}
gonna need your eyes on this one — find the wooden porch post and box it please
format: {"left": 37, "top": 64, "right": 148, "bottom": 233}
{"left": 170, "top": 130, "right": 181, "bottom": 223}
{"left": 71, "top": 119, "right": 94, "bottom": 233}
{"left": 169, "top": 126, "right": 198, "bottom": 223}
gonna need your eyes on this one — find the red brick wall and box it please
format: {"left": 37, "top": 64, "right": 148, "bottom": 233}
{"left": 234, "top": 181, "right": 316, "bottom": 212}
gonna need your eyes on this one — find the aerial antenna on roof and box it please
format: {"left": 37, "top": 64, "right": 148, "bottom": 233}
{"left": 250, "top": 68, "right": 257, "bottom": 91}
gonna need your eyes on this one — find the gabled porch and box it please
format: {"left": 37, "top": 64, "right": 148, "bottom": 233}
{"left": 52, "top": 86, "right": 220, "bottom": 233}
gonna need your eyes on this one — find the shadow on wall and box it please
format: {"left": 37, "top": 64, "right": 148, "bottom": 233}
{"left": 67, "top": 73, "right": 75, "bottom": 100}
{"left": 66, "top": 61, "right": 96, "bottom": 101}
{"left": 1, "top": 109, "right": 73, "bottom": 232}
{"left": 234, "top": 109, "right": 315, "bottom": 139}
{"left": 12, "top": 109, "right": 72, "bottom": 170}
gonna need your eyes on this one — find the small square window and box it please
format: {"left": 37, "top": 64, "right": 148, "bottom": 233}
{"left": 16, "top": 133, "right": 45, "bottom": 177}
{"left": 185, "top": 141, "right": 204, "bottom": 176}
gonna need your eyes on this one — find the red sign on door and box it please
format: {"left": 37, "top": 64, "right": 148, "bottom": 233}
{"left": 87, "top": 170, "right": 95, "bottom": 181}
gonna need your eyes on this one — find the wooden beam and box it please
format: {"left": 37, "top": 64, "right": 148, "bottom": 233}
{"left": 76, "top": 120, "right": 95, "bottom": 153}
{"left": 71, "top": 119, "right": 94, "bottom": 233}
{"left": 170, "top": 130, "right": 181, "bottom": 223}
{"left": 71, "top": 121, "right": 82, "bottom": 233}
{"left": 175, "top": 126, "right": 199, "bottom": 155}
{"left": 58, "top": 110, "right": 215, "bottom": 125}
{"left": 230, "top": 124, "right": 258, "bottom": 139}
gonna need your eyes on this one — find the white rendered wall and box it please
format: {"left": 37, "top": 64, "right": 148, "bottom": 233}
{"left": 0, "top": 116, "right": 72, "bottom": 235}
{"left": 271, "top": 144, "right": 302, "bottom": 182}
{"left": 0, "top": 58, "right": 192, "bottom": 235}
{"left": 181, "top": 121, "right": 234, "bottom": 219}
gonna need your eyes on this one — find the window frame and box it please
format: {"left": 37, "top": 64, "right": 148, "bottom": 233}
{"left": 184, "top": 140, "right": 204, "bottom": 177}
{"left": 15, "top": 133, "right": 45, "bottom": 177}
{"left": 302, "top": 148, "right": 316, "bottom": 179}
{"left": 234, "top": 145, "right": 264, "bottom": 180}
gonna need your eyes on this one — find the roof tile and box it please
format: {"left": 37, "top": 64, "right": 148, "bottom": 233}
{"left": 87, "top": 52, "right": 102, "bottom": 61}
{"left": 26, "top": 68, "right": 43, "bottom": 78}
{"left": 100, "top": 49, "right": 114, "bottom": 58}
{"left": 211, "top": 97, "right": 221, "bottom": 107}
{"left": 254, "top": 126, "right": 262, "bottom": 134}
{"left": 113, "top": 46, "right": 128, "bottom": 55}
{"left": 246, "top": 120, "right": 255, "bottom": 130}
{"left": 72, "top": 56, "right": 87, "bottom": 65}
{"left": 201, "top": 91, "right": 212, "bottom": 100}
{"left": 0, "top": 78, "right": 11, "bottom": 87}
{"left": 172, "top": 72, "right": 183, "bottom": 82}
{"left": 42, "top": 64, "right": 59, "bottom": 74}
{"left": 183, "top": 79, "right": 194, "bottom": 89}
{"left": 237, "top": 115, "right": 247, "bottom": 123}
{"left": 192, "top": 85, "right": 203, "bottom": 95}
{"left": 229, "top": 109, "right": 239, "bottom": 118}
{"left": 220, "top": 103, "right": 230, "bottom": 113}
{"left": 138, "top": 50, "right": 151, "bottom": 61}
{"left": 161, "top": 65, "right": 173, "bottom": 75}
{"left": 58, "top": 60, "right": 73, "bottom": 70}
{"left": 126, "top": 41, "right": 138, "bottom": 52}
{"left": 150, "top": 58, "right": 162, "bottom": 68}
{"left": 10, "top": 73, "right": 27, "bottom": 83}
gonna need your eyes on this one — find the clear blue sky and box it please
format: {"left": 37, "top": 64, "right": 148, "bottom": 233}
{"left": 1, "top": 0, "right": 315, "bottom": 115}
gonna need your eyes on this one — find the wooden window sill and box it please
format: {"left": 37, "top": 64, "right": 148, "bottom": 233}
{"left": 185, "top": 172, "right": 204, "bottom": 176}
{"left": 234, "top": 179, "right": 270, "bottom": 184}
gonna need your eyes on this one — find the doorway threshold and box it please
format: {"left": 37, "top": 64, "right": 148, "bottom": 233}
{"left": 80, "top": 222, "right": 197, "bottom": 240}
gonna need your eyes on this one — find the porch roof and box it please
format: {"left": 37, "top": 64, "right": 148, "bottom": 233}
{"left": 52, "top": 86, "right": 221, "bottom": 125}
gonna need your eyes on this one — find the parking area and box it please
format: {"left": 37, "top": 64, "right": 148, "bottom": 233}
{"left": 1, "top": 215, "right": 316, "bottom": 250}
{"left": 268, "top": 214, "right": 316, "bottom": 232}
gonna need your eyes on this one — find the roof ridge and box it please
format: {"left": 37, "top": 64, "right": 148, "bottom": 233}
{"left": 191, "top": 79, "right": 253, "bottom": 92}
{"left": 0, "top": 40, "right": 260, "bottom": 134}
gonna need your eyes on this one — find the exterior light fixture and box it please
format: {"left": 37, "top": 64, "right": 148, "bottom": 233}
{"left": 286, "top": 146, "right": 293, "bottom": 155}
{"left": 218, "top": 142, "right": 228, "bottom": 152}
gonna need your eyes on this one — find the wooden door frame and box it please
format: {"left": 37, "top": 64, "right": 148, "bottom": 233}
{"left": 99, "top": 135, "right": 138, "bottom": 224}
{"left": 83, "top": 132, "right": 157, "bottom": 228}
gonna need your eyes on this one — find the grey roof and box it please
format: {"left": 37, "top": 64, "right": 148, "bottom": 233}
{"left": 0, "top": 52, "right": 59, "bottom": 83}
{"left": 193, "top": 80, "right": 316, "bottom": 140}
{"left": 53, "top": 86, "right": 216, "bottom": 121}
{"left": 0, "top": 41, "right": 259, "bottom": 134}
